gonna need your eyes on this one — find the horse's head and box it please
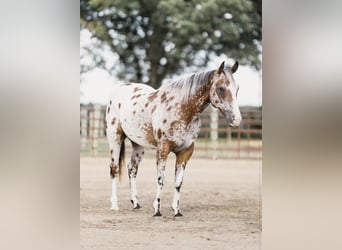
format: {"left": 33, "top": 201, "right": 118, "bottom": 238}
{"left": 209, "top": 61, "right": 241, "bottom": 127}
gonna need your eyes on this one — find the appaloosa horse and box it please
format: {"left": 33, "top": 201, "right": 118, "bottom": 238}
{"left": 106, "top": 61, "right": 241, "bottom": 216}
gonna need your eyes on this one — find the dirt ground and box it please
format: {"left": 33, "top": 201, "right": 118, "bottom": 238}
{"left": 80, "top": 156, "right": 261, "bottom": 250}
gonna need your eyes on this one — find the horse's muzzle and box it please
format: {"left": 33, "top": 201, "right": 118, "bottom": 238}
{"left": 227, "top": 114, "right": 241, "bottom": 128}
{"left": 228, "top": 123, "right": 238, "bottom": 128}
{"left": 220, "top": 109, "right": 241, "bottom": 128}
{"left": 228, "top": 122, "right": 241, "bottom": 128}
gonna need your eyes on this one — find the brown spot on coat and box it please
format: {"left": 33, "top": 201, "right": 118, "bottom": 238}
{"left": 158, "top": 140, "right": 178, "bottom": 156}
{"left": 133, "top": 102, "right": 137, "bottom": 106}
{"left": 168, "top": 121, "right": 181, "bottom": 136}
{"left": 175, "top": 143, "right": 195, "bottom": 165}
{"left": 226, "top": 89, "right": 233, "bottom": 103}
{"left": 163, "top": 119, "right": 167, "bottom": 124}
{"left": 107, "top": 106, "right": 110, "bottom": 114}
{"left": 109, "top": 100, "right": 112, "bottom": 105}
{"left": 145, "top": 103, "right": 149, "bottom": 108}
{"left": 167, "top": 106, "right": 172, "bottom": 111}
{"left": 148, "top": 91, "right": 159, "bottom": 102}
{"left": 160, "top": 92, "right": 167, "bottom": 103}
{"left": 110, "top": 149, "right": 113, "bottom": 155}
{"left": 118, "top": 103, "right": 121, "bottom": 109}
{"left": 133, "top": 87, "right": 142, "bottom": 93}
{"left": 111, "top": 118, "right": 116, "bottom": 125}
{"left": 133, "top": 110, "right": 136, "bottom": 115}
{"left": 156, "top": 141, "right": 171, "bottom": 162}
{"left": 157, "top": 129, "right": 162, "bottom": 139}
{"left": 151, "top": 106, "right": 156, "bottom": 113}
{"left": 131, "top": 94, "right": 142, "bottom": 100}
{"left": 143, "top": 123, "right": 157, "bottom": 146}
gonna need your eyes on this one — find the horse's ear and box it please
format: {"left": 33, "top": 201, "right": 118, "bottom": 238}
{"left": 231, "top": 61, "right": 239, "bottom": 74}
{"left": 216, "top": 61, "right": 225, "bottom": 74}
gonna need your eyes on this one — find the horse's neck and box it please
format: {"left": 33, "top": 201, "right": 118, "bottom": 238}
{"left": 181, "top": 83, "right": 212, "bottom": 122}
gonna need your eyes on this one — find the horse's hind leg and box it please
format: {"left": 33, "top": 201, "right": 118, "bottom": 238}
{"left": 172, "top": 143, "right": 194, "bottom": 216}
{"left": 128, "top": 141, "right": 144, "bottom": 209}
{"left": 106, "top": 117, "right": 125, "bottom": 211}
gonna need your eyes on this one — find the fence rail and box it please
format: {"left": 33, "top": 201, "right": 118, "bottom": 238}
{"left": 80, "top": 104, "right": 262, "bottom": 159}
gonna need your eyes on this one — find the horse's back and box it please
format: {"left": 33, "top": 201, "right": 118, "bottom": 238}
{"left": 107, "top": 83, "right": 154, "bottom": 112}
{"left": 110, "top": 83, "right": 155, "bottom": 102}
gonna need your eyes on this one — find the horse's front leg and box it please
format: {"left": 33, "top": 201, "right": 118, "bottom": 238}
{"left": 172, "top": 143, "right": 194, "bottom": 216}
{"left": 153, "top": 145, "right": 170, "bottom": 216}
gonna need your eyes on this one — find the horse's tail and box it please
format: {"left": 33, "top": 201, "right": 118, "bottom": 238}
{"left": 118, "top": 140, "right": 125, "bottom": 182}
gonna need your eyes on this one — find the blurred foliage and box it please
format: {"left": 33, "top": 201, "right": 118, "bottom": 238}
{"left": 80, "top": 0, "right": 261, "bottom": 88}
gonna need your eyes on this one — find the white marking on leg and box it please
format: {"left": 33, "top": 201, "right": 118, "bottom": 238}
{"left": 129, "top": 174, "right": 139, "bottom": 207}
{"left": 106, "top": 138, "right": 122, "bottom": 210}
{"left": 110, "top": 177, "right": 119, "bottom": 210}
{"left": 172, "top": 164, "right": 185, "bottom": 215}
{"left": 175, "top": 165, "right": 185, "bottom": 187}
{"left": 128, "top": 145, "right": 144, "bottom": 208}
{"left": 172, "top": 189, "right": 181, "bottom": 214}
{"left": 153, "top": 159, "right": 166, "bottom": 215}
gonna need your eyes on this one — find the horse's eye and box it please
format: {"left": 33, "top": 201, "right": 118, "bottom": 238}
{"left": 218, "top": 86, "right": 225, "bottom": 93}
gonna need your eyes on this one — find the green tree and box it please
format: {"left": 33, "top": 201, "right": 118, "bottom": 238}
{"left": 81, "top": 0, "right": 261, "bottom": 88}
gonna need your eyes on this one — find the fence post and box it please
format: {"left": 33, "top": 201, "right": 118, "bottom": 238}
{"left": 210, "top": 106, "right": 218, "bottom": 159}
{"left": 227, "top": 127, "right": 232, "bottom": 143}
{"left": 80, "top": 107, "right": 88, "bottom": 152}
{"left": 91, "top": 104, "right": 101, "bottom": 156}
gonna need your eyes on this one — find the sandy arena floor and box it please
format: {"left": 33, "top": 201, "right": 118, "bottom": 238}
{"left": 80, "top": 156, "right": 261, "bottom": 250}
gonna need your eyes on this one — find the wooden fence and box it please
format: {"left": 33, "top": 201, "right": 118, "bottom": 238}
{"left": 80, "top": 104, "right": 262, "bottom": 159}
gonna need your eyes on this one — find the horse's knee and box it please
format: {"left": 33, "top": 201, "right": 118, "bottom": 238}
{"left": 128, "top": 163, "right": 138, "bottom": 178}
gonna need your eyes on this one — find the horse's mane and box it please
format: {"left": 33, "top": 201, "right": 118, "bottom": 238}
{"left": 161, "top": 70, "right": 215, "bottom": 102}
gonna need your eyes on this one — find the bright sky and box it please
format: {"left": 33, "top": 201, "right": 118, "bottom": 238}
{"left": 80, "top": 30, "right": 262, "bottom": 107}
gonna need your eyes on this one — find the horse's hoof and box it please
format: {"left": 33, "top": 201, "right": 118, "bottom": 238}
{"left": 174, "top": 212, "right": 183, "bottom": 217}
{"left": 134, "top": 203, "right": 141, "bottom": 209}
{"left": 110, "top": 207, "right": 119, "bottom": 211}
{"left": 153, "top": 211, "right": 162, "bottom": 217}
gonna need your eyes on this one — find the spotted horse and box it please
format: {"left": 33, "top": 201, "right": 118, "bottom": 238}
{"left": 106, "top": 61, "right": 241, "bottom": 217}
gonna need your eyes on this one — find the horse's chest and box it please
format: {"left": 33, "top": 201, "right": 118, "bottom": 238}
{"left": 164, "top": 117, "right": 201, "bottom": 150}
